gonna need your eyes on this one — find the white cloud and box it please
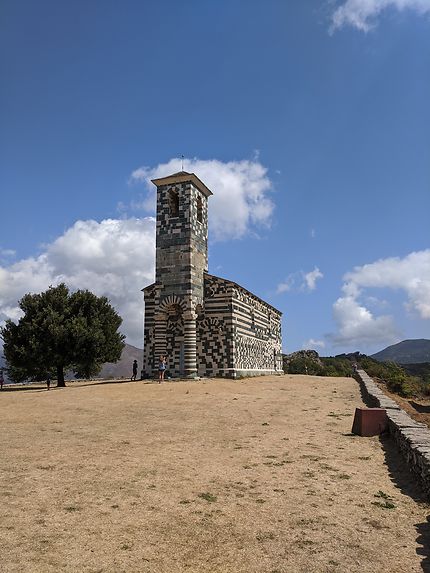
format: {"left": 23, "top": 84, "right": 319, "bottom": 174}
{"left": 0, "top": 249, "right": 16, "bottom": 258}
{"left": 304, "top": 267, "right": 323, "bottom": 291}
{"left": 302, "top": 338, "right": 326, "bottom": 350}
{"left": 276, "top": 276, "right": 295, "bottom": 294}
{"left": 310, "top": 228, "right": 316, "bottom": 239}
{"left": 129, "top": 157, "right": 274, "bottom": 241}
{"left": 330, "top": 0, "right": 430, "bottom": 32}
{"left": 0, "top": 218, "right": 156, "bottom": 347}
{"left": 329, "top": 249, "right": 430, "bottom": 349}
{"left": 277, "top": 266, "right": 324, "bottom": 294}
{"left": 344, "top": 250, "right": 430, "bottom": 318}
{"left": 331, "top": 294, "right": 400, "bottom": 348}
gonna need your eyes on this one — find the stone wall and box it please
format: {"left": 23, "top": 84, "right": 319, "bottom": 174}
{"left": 356, "top": 369, "right": 430, "bottom": 497}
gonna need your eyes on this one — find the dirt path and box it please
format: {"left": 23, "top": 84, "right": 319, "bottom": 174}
{"left": 1, "top": 375, "right": 429, "bottom": 573}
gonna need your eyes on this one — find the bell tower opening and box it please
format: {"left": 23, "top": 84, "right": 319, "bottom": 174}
{"left": 169, "top": 188, "right": 179, "bottom": 217}
{"left": 197, "top": 195, "right": 203, "bottom": 223}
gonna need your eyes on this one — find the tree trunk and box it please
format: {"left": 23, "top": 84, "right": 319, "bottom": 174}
{"left": 56, "top": 364, "right": 66, "bottom": 387}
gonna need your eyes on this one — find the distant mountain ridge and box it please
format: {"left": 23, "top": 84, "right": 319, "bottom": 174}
{"left": 97, "top": 343, "right": 142, "bottom": 379}
{"left": 371, "top": 339, "right": 430, "bottom": 364}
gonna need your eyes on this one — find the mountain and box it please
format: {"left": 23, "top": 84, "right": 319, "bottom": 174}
{"left": 97, "top": 343, "right": 143, "bottom": 379}
{"left": 0, "top": 353, "right": 11, "bottom": 384}
{"left": 371, "top": 339, "right": 430, "bottom": 364}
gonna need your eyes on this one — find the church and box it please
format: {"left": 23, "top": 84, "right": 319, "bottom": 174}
{"left": 142, "top": 171, "right": 283, "bottom": 378}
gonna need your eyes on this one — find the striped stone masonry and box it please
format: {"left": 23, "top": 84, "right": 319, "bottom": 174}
{"left": 142, "top": 171, "right": 283, "bottom": 379}
{"left": 355, "top": 369, "right": 430, "bottom": 497}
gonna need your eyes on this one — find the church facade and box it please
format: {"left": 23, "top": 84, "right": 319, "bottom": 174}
{"left": 143, "top": 171, "right": 283, "bottom": 379}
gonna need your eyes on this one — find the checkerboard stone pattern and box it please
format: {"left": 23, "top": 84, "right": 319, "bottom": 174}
{"left": 143, "top": 171, "right": 283, "bottom": 379}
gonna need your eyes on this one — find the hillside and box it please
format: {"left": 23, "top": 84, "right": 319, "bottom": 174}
{"left": 371, "top": 339, "right": 430, "bottom": 364}
{"left": 96, "top": 343, "right": 142, "bottom": 379}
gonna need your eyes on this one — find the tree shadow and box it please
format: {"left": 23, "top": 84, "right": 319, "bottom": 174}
{"left": 75, "top": 379, "right": 152, "bottom": 388}
{"left": 1, "top": 379, "right": 152, "bottom": 392}
{"left": 379, "top": 434, "right": 430, "bottom": 572}
{"left": 1, "top": 385, "right": 49, "bottom": 393}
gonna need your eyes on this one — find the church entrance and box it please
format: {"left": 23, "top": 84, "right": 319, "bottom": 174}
{"left": 165, "top": 303, "right": 185, "bottom": 377}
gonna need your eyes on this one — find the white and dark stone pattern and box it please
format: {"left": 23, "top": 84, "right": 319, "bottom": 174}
{"left": 142, "top": 171, "right": 283, "bottom": 379}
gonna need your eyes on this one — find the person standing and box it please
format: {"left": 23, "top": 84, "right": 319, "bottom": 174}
{"left": 46, "top": 375, "right": 51, "bottom": 391}
{"left": 131, "top": 359, "right": 138, "bottom": 381}
{"left": 158, "top": 355, "right": 167, "bottom": 383}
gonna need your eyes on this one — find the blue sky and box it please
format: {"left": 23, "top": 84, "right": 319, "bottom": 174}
{"left": 1, "top": 0, "right": 429, "bottom": 355}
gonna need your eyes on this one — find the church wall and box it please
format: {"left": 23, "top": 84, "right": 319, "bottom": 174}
{"left": 144, "top": 276, "right": 283, "bottom": 378}
{"left": 196, "top": 274, "right": 234, "bottom": 377}
{"left": 231, "top": 285, "right": 282, "bottom": 375}
{"left": 143, "top": 288, "right": 156, "bottom": 375}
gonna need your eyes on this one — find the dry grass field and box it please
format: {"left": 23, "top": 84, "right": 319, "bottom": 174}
{"left": 1, "top": 374, "right": 430, "bottom": 573}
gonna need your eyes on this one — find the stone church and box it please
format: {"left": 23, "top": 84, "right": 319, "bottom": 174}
{"left": 142, "top": 171, "right": 283, "bottom": 378}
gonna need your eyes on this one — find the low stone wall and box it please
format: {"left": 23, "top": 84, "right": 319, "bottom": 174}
{"left": 356, "top": 369, "right": 430, "bottom": 497}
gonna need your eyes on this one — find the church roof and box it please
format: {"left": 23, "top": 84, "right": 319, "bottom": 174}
{"left": 142, "top": 274, "right": 282, "bottom": 315}
{"left": 205, "top": 273, "right": 282, "bottom": 315}
{"left": 151, "top": 171, "right": 213, "bottom": 197}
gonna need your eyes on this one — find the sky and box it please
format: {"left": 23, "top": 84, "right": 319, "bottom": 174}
{"left": 1, "top": 0, "right": 429, "bottom": 356}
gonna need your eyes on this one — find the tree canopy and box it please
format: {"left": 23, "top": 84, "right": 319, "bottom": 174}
{"left": 1, "top": 284, "right": 125, "bottom": 386}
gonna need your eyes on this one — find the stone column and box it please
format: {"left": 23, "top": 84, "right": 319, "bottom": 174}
{"left": 153, "top": 312, "right": 167, "bottom": 376}
{"left": 183, "top": 310, "right": 198, "bottom": 378}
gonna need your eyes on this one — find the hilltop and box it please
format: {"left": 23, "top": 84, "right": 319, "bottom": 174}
{"left": 371, "top": 339, "right": 430, "bottom": 364}
{"left": 1, "top": 374, "right": 427, "bottom": 572}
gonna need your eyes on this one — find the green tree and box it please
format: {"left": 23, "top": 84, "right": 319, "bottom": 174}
{"left": 1, "top": 284, "right": 125, "bottom": 386}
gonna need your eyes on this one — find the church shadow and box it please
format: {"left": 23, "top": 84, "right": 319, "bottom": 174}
{"left": 379, "top": 433, "right": 430, "bottom": 572}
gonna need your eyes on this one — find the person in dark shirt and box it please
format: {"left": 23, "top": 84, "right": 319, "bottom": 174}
{"left": 131, "top": 360, "right": 138, "bottom": 381}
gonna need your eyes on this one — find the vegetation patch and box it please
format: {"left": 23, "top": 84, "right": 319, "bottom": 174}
{"left": 198, "top": 492, "right": 217, "bottom": 503}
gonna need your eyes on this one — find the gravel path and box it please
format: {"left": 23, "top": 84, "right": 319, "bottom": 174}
{"left": 1, "top": 374, "right": 429, "bottom": 573}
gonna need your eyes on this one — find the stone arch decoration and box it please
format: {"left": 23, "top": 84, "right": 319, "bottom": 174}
{"left": 159, "top": 295, "right": 187, "bottom": 314}
{"left": 197, "top": 316, "right": 223, "bottom": 336}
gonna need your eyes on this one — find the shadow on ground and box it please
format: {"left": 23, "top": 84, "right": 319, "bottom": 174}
{"left": 1, "top": 379, "right": 150, "bottom": 392}
{"left": 380, "top": 434, "right": 430, "bottom": 572}
{"left": 411, "top": 402, "right": 430, "bottom": 414}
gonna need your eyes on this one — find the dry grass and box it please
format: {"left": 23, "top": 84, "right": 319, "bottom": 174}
{"left": 1, "top": 375, "right": 429, "bottom": 573}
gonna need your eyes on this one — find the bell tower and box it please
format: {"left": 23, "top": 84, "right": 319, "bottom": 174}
{"left": 150, "top": 171, "right": 212, "bottom": 377}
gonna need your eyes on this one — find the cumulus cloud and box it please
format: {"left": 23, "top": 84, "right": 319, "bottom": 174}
{"left": 0, "top": 218, "right": 156, "bottom": 347}
{"left": 330, "top": 249, "right": 430, "bottom": 349}
{"left": 331, "top": 294, "right": 400, "bottom": 348}
{"left": 129, "top": 157, "right": 274, "bottom": 241}
{"left": 330, "top": 0, "right": 430, "bottom": 32}
{"left": 277, "top": 266, "right": 323, "bottom": 294}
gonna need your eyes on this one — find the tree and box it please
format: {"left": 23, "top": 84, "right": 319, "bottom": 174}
{"left": 0, "top": 284, "right": 125, "bottom": 387}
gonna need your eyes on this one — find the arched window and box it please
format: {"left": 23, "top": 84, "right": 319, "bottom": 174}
{"left": 196, "top": 195, "right": 203, "bottom": 223}
{"left": 169, "top": 189, "right": 179, "bottom": 217}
